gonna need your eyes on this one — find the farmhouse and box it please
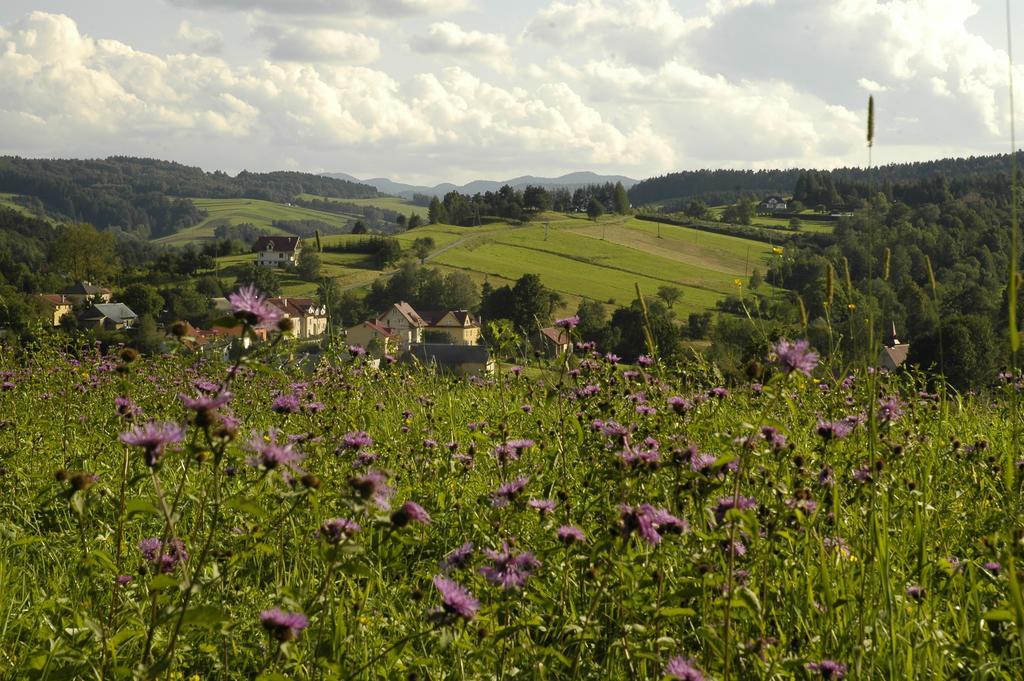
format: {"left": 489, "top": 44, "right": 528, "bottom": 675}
{"left": 80, "top": 303, "right": 138, "bottom": 330}
{"left": 37, "top": 294, "right": 74, "bottom": 327}
{"left": 400, "top": 343, "right": 495, "bottom": 377}
{"left": 419, "top": 309, "right": 481, "bottom": 345}
{"left": 346, "top": 320, "right": 397, "bottom": 353}
{"left": 60, "top": 281, "right": 113, "bottom": 305}
{"left": 757, "top": 196, "right": 788, "bottom": 214}
{"left": 267, "top": 297, "right": 328, "bottom": 339}
{"left": 537, "top": 326, "right": 572, "bottom": 356}
{"left": 878, "top": 322, "right": 910, "bottom": 371}
{"left": 380, "top": 302, "right": 428, "bottom": 350}
{"left": 254, "top": 236, "right": 303, "bottom": 268}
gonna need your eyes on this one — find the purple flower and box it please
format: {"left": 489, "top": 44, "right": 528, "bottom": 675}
{"left": 180, "top": 392, "right": 232, "bottom": 421}
{"left": 760, "top": 426, "right": 786, "bottom": 449}
{"left": 905, "top": 585, "right": 926, "bottom": 601}
{"left": 557, "top": 525, "right": 586, "bottom": 544}
{"left": 620, "top": 504, "right": 688, "bottom": 545}
{"left": 432, "top": 575, "right": 479, "bottom": 621}
{"left": 637, "top": 354, "right": 654, "bottom": 367}
{"left": 271, "top": 393, "right": 301, "bottom": 414}
{"left": 245, "top": 430, "right": 305, "bottom": 474}
{"left": 772, "top": 338, "right": 819, "bottom": 376}
{"left": 806, "top": 660, "right": 848, "bottom": 679}
{"left": 114, "top": 396, "right": 141, "bottom": 420}
{"left": 816, "top": 419, "right": 853, "bottom": 441}
{"left": 709, "top": 386, "right": 729, "bottom": 399}
{"left": 138, "top": 537, "right": 188, "bottom": 573}
{"left": 342, "top": 431, "right": 374, "bottom": 450}
{"left": 554, "top": 315, "right": 579, "bottom": 329}
{"left": 605, "top": 352, "right": 621, "bottom": 363}
{"left": 985, "top": 561, "right": 1002, "bottom": 573}
{"left": 228, "top": 285, "right": 283, "bottom": 329}
{"left": 348, "top": 344, "right": 366, "bottom": 357}
{"left": 878, "top": 396, "right": 904, "bottom": 423}
{"left": 823, "top": 536, "right": 851, "bottom": 558}
{"left": 480, "top": 542, "right": 541, "bottom": 590}
{"left": 349, "top": 469, "right": 394, "bottom": 510}
{"left": 120, "top": 421, "right": 185, "bottom": 467}
{"left": 115, "top": 575, "right": 134, "bottom": 587}
{"left": 391, "top": 500, "right": 431, "bottom": 527}
{"left": 713, "top": 496, "right": 757, "bottom": 524}
{"left": 619, "top": 446, "right": 660, "bottom": 469}
{"left": 319, "top": 518, "right": 361, "bottom": 543}
{"left": 260, "top": 608, "right": 309, "bottom": 642}
{"left": 528, "top": 498, "right": 557, "bottom": 515}
{"left": 491, "top": 476, "right": 530, "bottom": 508}
{"left": 664, "top": 656, "right": 706, "bottom": 681}
{"left": 442, "top": 542, "right": 475, "bottom": 570}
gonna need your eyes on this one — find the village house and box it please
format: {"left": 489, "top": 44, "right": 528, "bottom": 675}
{"left": 79, "top": 303, "right": 139, "bottom": 330}
{"left": 400, "top": 343, "right": 495, "bottom": 377}
{"left": 537, "top": 326, "right": 572, "bottom": 357}
{"left": 60, "top": 281, "right": 113, "bottom": 305}
{"left": 757, "top": 196, "right": 788, "bottom": 214}
{"left": 380, "top": 302, "right": 427, "bottom": 350}
{"left": 37, "top": 294, "right": 74, "bottom": 327}
{"left": 346, "top": 320, "right": 397, "bottom": 353}
{"left": 254, "top": 236, "right": 303, "bottom": 268}
{"left": 420, "top": 309, "right": 481, "bottom": 345}
{"left": 267, "top": 297, "right": 328, "bottom": 339}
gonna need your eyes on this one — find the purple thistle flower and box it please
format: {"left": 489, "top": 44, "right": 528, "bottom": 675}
{"left": 114, "top": 396, "right": 141, "bottom": 420}
{"left": 818, "top": 466, "right": 835, "bottom": 487}
{"left": 138, "top": 537, "right": 188, "bottom": 573}
{"left": 713, "top": 496, "right": 757, "bottom": 524}
{"left": 348, "top": 344, "right": 366, "bottom": 357}
{"left": 180, "top": 392, "right": 232, "bottom": 421}
{"left": 878, "top": 396, "right": 904, "bottom": 423}
{"left": 557, "top": 525, "right": 586, "bottom": 544}
{"left": 664, "top": 656, "right": 706, "bottom": 681}
{"left": 245, "top": 430, "right": 305, "bottom": 474}
{"left": 342, "top": 431, "right": 374, "bottom": 450}
{"left": 905, "top": 585, "right": 926, "bottom": 601}
{"left": 259, "top": 608, "right": 309, "bottom": 642}
{"left": 115, "top": 575, "right": 134, "bottom": 587}
{"left": 772, "top": 338, "right": 819, "bottom": 376}
{"left": 554, "top": 315, "right": 579, "bottom": 329}
{"left": 816, "top": 418, "right": 853, "bottom": 441}
{"left": 391, "top": 500, "right": 431, "bottom": 527}
{"left": 120, "top": 421, "right": 185, "bottom": 467}
{"left": 806, "top": 660, "right": 848, "bottom": 679}
{"left": 349, "top": 469, "right": 394, "bottom": 510}
{"left": 823, "top": 536, "right": 851, "bottom": 558}
{"left": 228, "top": 285, "right": 283, "bottom": 329}
{"left": 760, "top": 426, "right": 786, "bottom": 449}
{"left": 319, "top": 517, "right": 361, "bottom": 543}
{"left": 491, "top": 476, "right": 530, "bottom": 508}
{"left": 620, "top": 504, "right": 688, "bottom": 545}
{"left": 605, "top": 352, "right": 621, "bottom": 363}
{"left": 480, "top": 542, "right": 541, "bottom": 590}
{"left": 271, "top": 393, "right": 301, "bottom": 414}
{"left": 528, "top": 498, "right": 557, "bottom": 515}
{"left": 985, "top": 561, "right": 1002, "bottom": 573}
{"left": 442, "top": 542, "right": 475, "bottom": 570}
{"left": 432, "top": 575, "right": 479, "bottom": 621}
{"left": 689, "top": 450, "right": 717, "bottom": 473}
{"left": 637, "top": 354, "right": 654, "bottom": 367}
{"left": 619, "top": 446, "right": 660, "bottom": 469}
{"left": 708, "top": 386, "right": 729, "bottom": 399}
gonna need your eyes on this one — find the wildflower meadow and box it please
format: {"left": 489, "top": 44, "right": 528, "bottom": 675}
{"left": 0, "top": 295, "right": 1022, "bottom": 679}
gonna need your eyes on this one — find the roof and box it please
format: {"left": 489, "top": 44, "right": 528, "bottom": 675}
{"left": 419, "top": 309, "right": 476, "bottom": 327}
{"left": 254, "top": 236, "right": 302, "bottom": 252}
{"left": 392, "top": 301, "right": 427, "bottom": 327}
{"left": 61, "top": 282, "right": 110, "bottom": 295}
{"left": 401, "top": 343, "right": 491, "bottom": 367}
{"left": 38, "top": 294, "right": 72, "bottom": 307}
{"left": 355, "top": 320, "right": 396, "bottom": 338}
{"left": 540, "top": 327, "right": 571, "bottom": 346}
{"left": 268, "top": 297, "right": 323, "bottom": 317}
{"left": 878, "top": 343, "right": 909, "bottom": 370}
{"left": 82, "top": 303, "right": 138, "bottom": 324}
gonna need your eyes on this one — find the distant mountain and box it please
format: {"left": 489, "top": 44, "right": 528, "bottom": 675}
{"left": 322, "top": 171, "right": 638, "bottom": 198}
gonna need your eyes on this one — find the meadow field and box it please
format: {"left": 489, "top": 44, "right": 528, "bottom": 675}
{"left": 0, "top": 326, "right": 1020, "bottom": 679}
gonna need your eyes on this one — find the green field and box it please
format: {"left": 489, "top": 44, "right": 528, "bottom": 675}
{"left": 157, "top": 198, "right": 357, "bottom": 247}
{"left": 0, "top": 193, "right": 42, "bottom": 219}
{"left": 298, "top": 194, "right": 429, "bottom": 220}
{"left": 706, "top": 205, "right": 834, "bottom": 234}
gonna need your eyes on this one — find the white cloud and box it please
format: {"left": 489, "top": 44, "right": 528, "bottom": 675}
{"left": 858, "top": 78, "right": 887, "bottom": 93}
{"left": 176, "top": 20, "right": 223, "bottom": 55}
{"left": 411, "top": 22, "right": 510, "bottom": 69}
{"left": 259, "top": 26, "right": 380, "bottom": 64}
{"left": 166, "top": 0, "right": 472, "bottom": 17}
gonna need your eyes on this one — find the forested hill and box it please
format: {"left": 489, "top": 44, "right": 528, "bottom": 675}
{"left": 0, "top": 156, "right": 380, "bottom": 239}
{"left": 629, "top": 151, "right": 1024, "bottom": 206}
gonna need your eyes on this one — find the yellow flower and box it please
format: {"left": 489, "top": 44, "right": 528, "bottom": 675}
{"left": 772, "top": 246, "right": 784, "bottom": 255}
{"left": 733, "top": 279, "right": 743, "bottom": 288}
{"left": 847, "top": 303, "right": 857, "bottom": 311}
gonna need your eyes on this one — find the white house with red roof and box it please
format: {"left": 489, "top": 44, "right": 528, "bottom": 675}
{"left": 254, "top": 236, "right": 303, "bottom": 268}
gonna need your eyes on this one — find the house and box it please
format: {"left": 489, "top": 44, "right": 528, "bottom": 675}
{"left": 346, "top": 320, "right": 397, "bottom": 353}
{"left": 80, "top": 303, "right": 139, "bottom": 330}
{"left": 37, "top": 294, "right": 74, "bottom": 327}
{"left": 254, "top": 236, "right": 303, "bottom": 268}
{"left": 60, "top": 281, "right": 113, "bottom": 305}
{"left": 380, "top": 302, "right": 428, "bottom": 350}
{"left": 195, "top": 324, "right": 269, "bottom": 358}
{"left": 757, "top": 196, "right": 788, "bottom": 214}
{"left": 537, "top": 326, "right": 572, "bottom": 356}
{"left": 419, "top": 310, "right": 481, "bottom": 345}
{"left": 267, "top": 298, "right": 328, "bottom": 339}
{"left": 400, "top": 343, "right": 495, "bottom": 377}
{"left": 877, "top": 322, "right": 910, "bottom": 371}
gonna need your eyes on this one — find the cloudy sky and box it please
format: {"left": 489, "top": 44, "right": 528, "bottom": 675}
{"left": 0, "top": 0, "right": 1020, "bottom": 184}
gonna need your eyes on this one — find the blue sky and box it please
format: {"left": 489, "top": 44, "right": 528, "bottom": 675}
{"left": 0, "top": 1, "right": 1021, "bottom": 184}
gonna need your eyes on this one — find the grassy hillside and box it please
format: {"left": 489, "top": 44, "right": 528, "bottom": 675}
{"left": 156, "top": 198, "right": 357, "bottom": 247}
{"left": 221, "top": 213, "right": 777, "bottom": 318}
{"left": 297, "top": 194, "right": 429, "bottom": 219}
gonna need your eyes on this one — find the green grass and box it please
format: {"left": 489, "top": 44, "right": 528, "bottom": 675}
{"left": 157, "top": 198, "right": 357, "bottom": 247}
{"left": 0, "top": 193, "right": 44, "bottom": 220}
{"left": 299, "top": 194, "right": 429, "bottom": 220}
